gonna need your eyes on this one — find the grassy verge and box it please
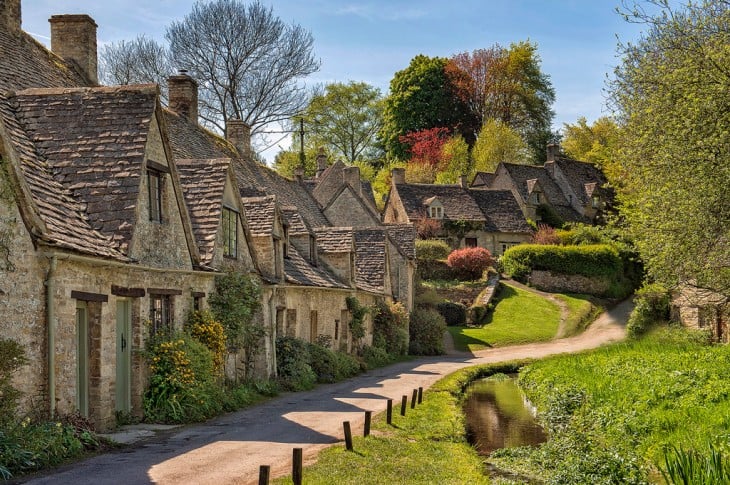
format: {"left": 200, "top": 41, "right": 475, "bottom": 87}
{"left": 273, "top": 362, "right": 526, "bottom": 485}
{"left": 489, "top": 326, "right": 730, "bottom": 483}
{"left": 553, "top": 293, "right": 602, "bottom": 337}
{"left": 447, "top": 282, "right": 560, "bottom": 351}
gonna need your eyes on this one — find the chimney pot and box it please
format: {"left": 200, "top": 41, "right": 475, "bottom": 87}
{"left": 315, "top": 148, "right": 327, "bottom": 178}
{"left": 49, "top": 14, "right": 98, "bottom": 85}
{"left": 226, "top": 119, "right": 251, "bottom": 159}
{"left": 546, "top": 143, "right": 559, "bottom": 162}
{"left": 391, "top": 167, "right": 405, "bottom": 185}
{"left": 1, "top": 0, "right": 21, "bottom": 33}
{"left": 294, "top": 166, "right": 304, "bottom": 182}
{"left": 168, "top": 72, "right": 199, "bottom": 123}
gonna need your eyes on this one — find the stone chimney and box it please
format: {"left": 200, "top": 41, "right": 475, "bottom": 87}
{"left": 168, "top": 70, "right": 198, "bottom": 123}
{"left": 459, "top": 175, "right": 468, "bottom": 188}
{"left": 226, "top": 119, "right": 251, "bottom": 159}
{"left": 391, "top": 167, "right": 405, "bottom": 185}
{"left": 294, "top": 166, "right": 304, "bottom": 182}
{"left": 315, "top": 148, "right": 327, "bottom": 178}
{"left": 1, "top": 0, "right": 21, "bottom": 34}
{"left": 546, "top": 143, "right": 559, "bottom": 162}
{"left": 343, "top": 166, "right": 361, "bottom": 195}
{"left": 49, "top": 14, "right": 98, "bottom": 85}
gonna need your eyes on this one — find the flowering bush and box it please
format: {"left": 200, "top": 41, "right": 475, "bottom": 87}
{"left": 531, "top": 223, "right": 561, "bottom": 245}
{"left": 186, "top": 311, "right": 226, "bottom": 374}
{"left": 446, "top": 247, "right": 495, "bottom": 280}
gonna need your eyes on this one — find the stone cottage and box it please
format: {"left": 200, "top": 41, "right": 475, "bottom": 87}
{"left": 671, "top": 283, "right": 730, "bottom": 343}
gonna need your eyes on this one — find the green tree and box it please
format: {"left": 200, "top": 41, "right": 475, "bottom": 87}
{"left": 449, "top": 42, "right": 556, "bottom": 162}
{"left": 272, "top": 144, "right": 323, "bottom": 178}
{"left": 302, "top": 82, "right": 384, "bottom": 165}
{"left": 435, "top": 135, "right": 471, "bottom": 184}
{"left": 562, "top": 116, "right": 620, "bottom": 167}
{"left": 471, "top": 119, "right": 529, "bottom": 173}
{"left": 381, "top": 55, "right": 474, "bottom": 160}
{"left": 609, "top": 0, "right": 730, "bottom": 294}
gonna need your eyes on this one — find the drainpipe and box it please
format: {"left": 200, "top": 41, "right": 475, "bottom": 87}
{"left": 45, "top": 255, "right": 57, "bottom": 418}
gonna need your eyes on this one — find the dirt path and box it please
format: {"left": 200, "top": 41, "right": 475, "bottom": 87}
{"left": 26, "top": 300, "right": 632, "bottom": 485}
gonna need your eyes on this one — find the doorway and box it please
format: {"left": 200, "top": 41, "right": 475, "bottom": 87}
{"left": 115, "top": 299, "right": 132, "bottom": 413}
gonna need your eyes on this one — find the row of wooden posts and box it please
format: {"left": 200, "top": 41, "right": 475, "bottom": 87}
{"left": 257, "top": 386, "right": 424, "bottom": 484}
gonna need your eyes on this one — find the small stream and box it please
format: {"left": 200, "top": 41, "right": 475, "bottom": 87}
{"left": 463, "top": 375, "right": 546, "bottom": 455}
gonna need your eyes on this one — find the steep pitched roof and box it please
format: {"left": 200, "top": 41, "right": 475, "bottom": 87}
{"left": 281, "top": 206, "right": 311, "bottom": 236}
{"left": 469, "top": 189, "right": 532, "bottom": 234}
{"left": 385, "top": 224, "right": 417, "bottom": 260}
{"left": 471, "top": 172, "right": 496, "bottom": 188}
{"left": 354, "top": 229, "right": 387, "bottom": 293}
{"left": 176, "top": 158, "right": 230, "bottom": 265}
{"left": 10, "top": 85, "right": 160, "bottom": 253}
{"left": 164, "top": 110, "right": 238, "bottom": 160}
{"left": 311, "top": 160, "right": 347, "bottom": 205}
{"left": 284, "top": 244, "right": 348, "bottom": 289}
{"left": 0, "top": 28, "right": 89, "bottom": 92}
{"left": 551, "top": 157, "right": 610, "bottom": 204}
{"left": 240, "top": 195, "right": 277, "bottom": 236}
{"left": 0, "top": 94, "right": 125, "bottom": 260}
{"left": 394, "top": 183, "right": 485, "bottom": 222}
{"left": 314, "top": 227, "right": 354, "bottom": 253}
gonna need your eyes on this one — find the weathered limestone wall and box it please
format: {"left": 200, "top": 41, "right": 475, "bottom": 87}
{"left": 324, "top": 189, "right": 380, "bottom": 227}
{"left": 530, "top": 270, "right": 610, "bottom": 296}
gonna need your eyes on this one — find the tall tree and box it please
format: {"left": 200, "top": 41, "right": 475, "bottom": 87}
{"left": 435, "top": 135, "right": 471, "bottom": 184}
{"left": 609, "top": 0, "right": 730, "bottom": 294}
{"left": 167, "top": 0, "right": 319, "bottom": 135}
{"left": 471, "top": 119, "right": 529, "bottom": 173}
{"left": 562, "top": 116, "right": 620, "bottom": 168}
{"left": 380, "top": 55, "right": 475, "bottom": 160}
{"left": 449, "top": 42, "right": 556, "bottom": 163}
{"left": 302, "top": 81, "right": 384, "bottom": 165}
{"left": 99, "top": 36, "right": 173, "bottom": 101}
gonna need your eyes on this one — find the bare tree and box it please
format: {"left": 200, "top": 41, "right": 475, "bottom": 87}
{"left": 166, "top": 0, "right": 320, "bottom": 136}
{"left": 99, "top": 35, "right": 173, "bottom": 101}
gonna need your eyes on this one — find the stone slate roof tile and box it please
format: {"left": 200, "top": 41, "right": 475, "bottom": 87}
{"left": 471, "top": 172, "right": 496, "bottom": 188}
{"left": 241, "top": 195, "right": 277, "bottom": 236}
{"left": 164, "top": 109, "right": 238, "bottom": 160}
{"left": 0, "top": 29, "right": 89, "bottom": 93}
{"left": 395, "top": 183, "right": 485, "bottom": 221}
{"left": 281, "top": 206, "right": 311, "bottom": 236}
{"left": 11, "top": 85, "right": 159, "bottom": 254}
{"left": 502, "top": 163, "right": 570, "bottom": 208}
{"left": 177, "top": 158, "right": 230, "bottom": 265}
{"left": 385, "top": 224, "right": 416, "bottom": 260}
{"left": 552, "top": 157, "right": 611, "bottom": 204}
{"left": 354, "top": 228, "right": 386, "bottom": 293}
{"left": 0, "top": 94, "right": 125, "bottom": 260}
{"left": 284, "top": 244, "right": 348, "bottom": 288}
{"left": 469, "top": 189, "right": 532, "bottom": 234}
{"left": 314, "top": 227, "right": 354, "bottom": 253}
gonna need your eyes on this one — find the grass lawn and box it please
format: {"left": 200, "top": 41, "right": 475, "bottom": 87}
{"left": 553, "top": 293, "right": 601, "bottom": 337}
{"left": 447, "top": 282, "right": 560, "bottom": 351}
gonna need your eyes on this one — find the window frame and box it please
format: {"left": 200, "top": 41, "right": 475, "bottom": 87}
{"left": 149, "top": 294, "right": 172, "bottom": 336}
{"left": 147, "top": 169, "right": 163, "bottom": 223}
{"left": 222, "top": 206, "right": 238, "bottom": 259}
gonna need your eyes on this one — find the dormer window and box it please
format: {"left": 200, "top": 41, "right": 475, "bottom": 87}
{"left": 222, "top": 207, "right": 238, "bottom": 258}
{"left": 428, "top": 206, "right": 442, "bottom": 219}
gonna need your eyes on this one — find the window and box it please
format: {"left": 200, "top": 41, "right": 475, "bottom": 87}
{"left": 428, "top": 205, "right": 443, "bottom": 219}
{"left": 148, "top": 170, "right": 163, "bottom": 222}
{"left": 592, "top": 196, "right": 600, "bottom": 208}
{"left": 150, "top": 295, "right": 172, "bottom": 335}
{"left": 283, "top": 225, "right": 290, "bottom": 258}
{"left": 334, "top": 319, "right": 340, "bottom": 340}
{"left": 309, "top": 235, "right": 317, "bottom": 266}
{"left": 222, "top": 207, "right": 238, "bottom": 258}
{"left": 465, "top": 237, "right": 477, "bottom": 248}
{"left": 310, "top": 310, "right": 318, "bottom": 343}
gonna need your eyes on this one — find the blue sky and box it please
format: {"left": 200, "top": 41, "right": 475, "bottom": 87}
{"left": 22, "top": 1, "right": 649, "bottom": 159}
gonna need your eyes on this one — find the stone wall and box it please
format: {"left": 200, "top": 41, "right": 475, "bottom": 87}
{"left": 530, "top": 270, "right": 610, "bottom": 296}
{"left": 324, "top": 189, "right": 380, "bottom": 227}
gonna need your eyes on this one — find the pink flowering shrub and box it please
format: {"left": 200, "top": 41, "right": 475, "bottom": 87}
{"left": 446, "top": 247, "right": 495, "bottom": 280}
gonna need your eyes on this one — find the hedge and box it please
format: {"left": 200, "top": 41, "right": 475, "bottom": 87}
{"left": 436, "top": 301, "right": 467, "bottom": 326}
{"left": 415, "top": 239, "right": 451, "bottom": 261}
{"left": 501, "top": 244, "right": 623, "bottom": 281}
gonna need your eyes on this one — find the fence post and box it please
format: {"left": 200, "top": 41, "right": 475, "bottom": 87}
{"left": 401, "top": 395, "right": 407, "bottom": 416}
{"left": 387, "top": 398, "right": 393, "bottom": 424}
{"left": 344, "top": 421, "right": 353, "bottom": 451}
{"left": 292, "top": 448, "right": 303, "bottom": 485}
{"left": 364, "top": 411, "right": 372, "bottom": 437}
{"left": 411, "top": 389, "right": 418, "bottom": 409}
{"left": 258, "top": 465, "right": 270, "bottom": 485}
{"left": 418, "top": 386, "right": 423, "bottom": 404}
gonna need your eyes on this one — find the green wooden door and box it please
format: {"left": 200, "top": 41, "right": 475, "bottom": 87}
{"left": 76, "top": 302, "right": 89, "bottom": 417}
{"left": 115, "top": 300, "right": 132, "bottom": 413}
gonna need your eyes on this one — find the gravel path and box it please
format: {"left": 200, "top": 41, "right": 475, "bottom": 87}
{"left": 24, "top": 299, "right": 632, "bottom": 485}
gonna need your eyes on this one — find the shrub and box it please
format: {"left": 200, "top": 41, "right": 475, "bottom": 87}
{"left": 409, "top": 308, "right": 446, "bottom": 355}
{"left": 345, "top": 297, "right": 368, "bottom": 345}
{"left": 275, "top": 336, "right": 316, "bottom": 391}
{"left": 531, "top": 224, "right": 561, "bottom": 245}
{"left": 0, "top": 339, "right": 27, "bottom": 427}
{"left": 306, "top": 342, "right": 338, "bottom": 383}
{"left": 360, "top": 345, "right": 392, "bottom": 369}
{"left": 501, "top": 244, "right": 623, "bottom": 281}
{"left": 627, "top": 282, "right": 670, "bottom": 338}
{"left": 417, "top": 259, "right": 456, "bottom": 280}
{"left": 436, "top": 301, "right": 467, "bottom": 326}
{"left": 446, "top": 247, "right": 495, "bottom": 280}
{"left": 372, "top": 300, "right": 409, "bottom": 356}
{"left": 186, "top": 311, "right": 226, "bottom": 374}
{"left": 536, "top": 203, "right": 564, "bottom": 228}
{"left": 332, "top": 352, "right": 361, "bottom": 379}
{"left": 415, "top": 239, "right": 451, "bottom": 261}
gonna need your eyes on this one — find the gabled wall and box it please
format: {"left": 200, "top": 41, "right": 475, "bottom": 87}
{"left": 324, "top": 187, "right": 381, "bottom": 227}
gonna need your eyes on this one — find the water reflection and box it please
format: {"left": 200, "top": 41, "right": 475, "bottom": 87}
{"left": 464, "top": 375, "right": 547, "bottom": 455}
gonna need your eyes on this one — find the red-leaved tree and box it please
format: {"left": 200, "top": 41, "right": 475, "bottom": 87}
{"left": 399, "top": 127, "right": 451, "bottom": 168}
{"left": 446, "top": 247, "right": 495, "bottom": 280}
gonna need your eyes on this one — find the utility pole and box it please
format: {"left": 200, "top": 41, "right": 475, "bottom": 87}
{"left": 299, "top": 117, "right": 305, "bottom": 169}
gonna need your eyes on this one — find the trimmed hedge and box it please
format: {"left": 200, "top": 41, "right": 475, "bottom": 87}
{"left": 436, "top": 301, "right": 467, "bottom": 326}
{"left": 416, "top": 239, "right": 451, "bottom": 261}
{"left": 501, "top": 244, "right": 623, "bottom": 281}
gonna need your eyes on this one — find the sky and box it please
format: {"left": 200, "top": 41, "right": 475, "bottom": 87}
{"left": 21, "top": 0, "right": 650, "bottom": 161}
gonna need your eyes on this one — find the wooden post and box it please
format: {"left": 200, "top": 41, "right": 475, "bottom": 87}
{"left": 258, "top": 465, "right": 270, "bottom": 485}
{"left": 386, "top": 398, "right": 393, "bottom": 424}
{"left": 364, "top": 411, "right": 372, "bottom": 437}
{"left": 401, "top": 395, "right": 407, "bottom": 416}
{"left": 292, "top": 448, "right": 303, "bottom": 485}
{"left": 344, "top": 421, "right": 353, "bottom": 451}
{"left": 418, "top": 387, "right": 423, "bottom": 404}
{"left": 411, "top": 389, "right": 418, "bottom": 409}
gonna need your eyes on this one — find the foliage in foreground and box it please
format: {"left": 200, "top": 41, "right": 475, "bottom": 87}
{"left": 408, "top": 307, "right": 446, "bottom": 355}
{"left": 661, "top": 442, "right": 730, "bottom": 485}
